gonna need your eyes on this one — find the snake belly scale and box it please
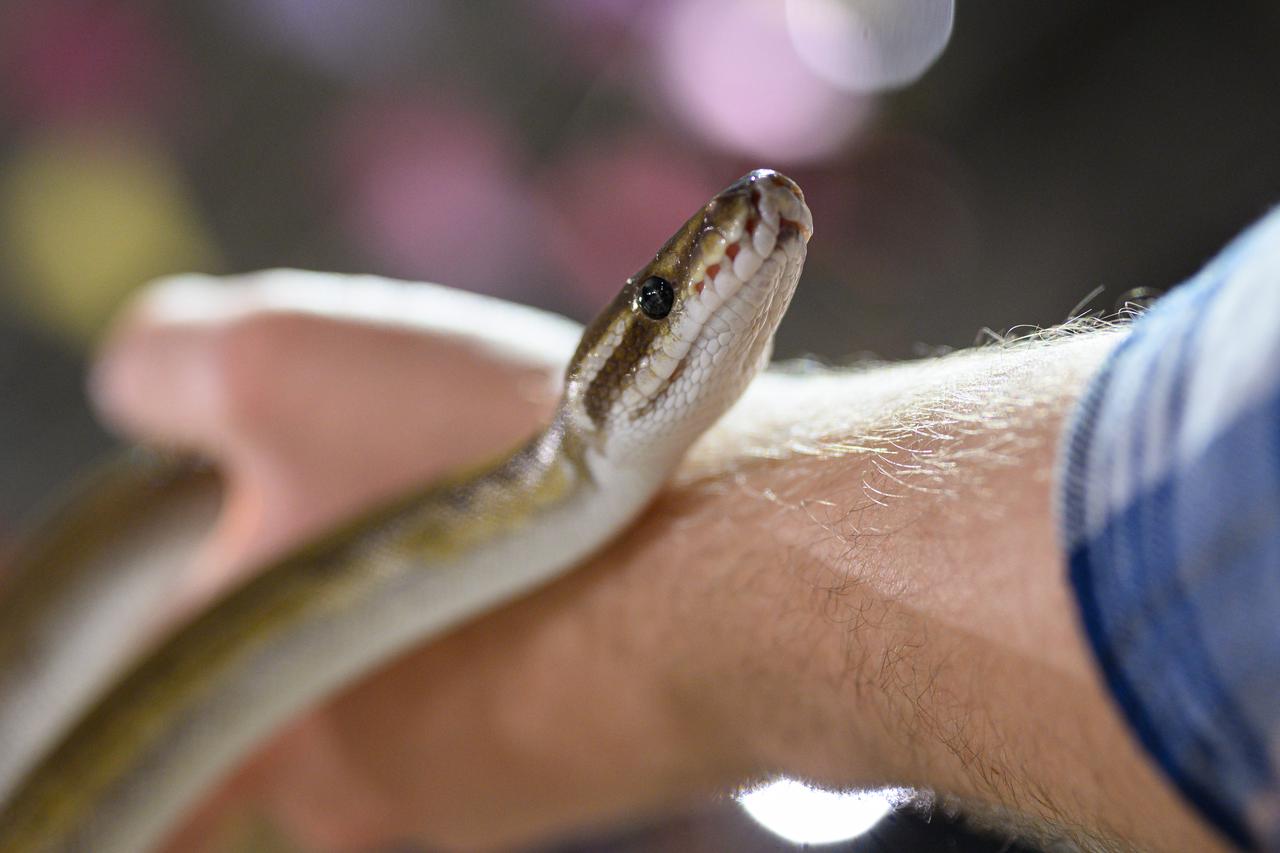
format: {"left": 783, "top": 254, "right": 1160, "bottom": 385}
{"left": 0, "top": 169, "right": 812, "bottom": 851}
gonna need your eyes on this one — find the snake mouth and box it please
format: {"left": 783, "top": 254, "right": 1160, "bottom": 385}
{"left": 682, "top": 169, "right": 812, "bottom": 327}
{"left": 725, "top": 168, "right": 813, "bottom": 241}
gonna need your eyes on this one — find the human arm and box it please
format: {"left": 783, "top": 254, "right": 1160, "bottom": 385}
{"left": 90, "top": 273, "right": 1230, "bottom": 852}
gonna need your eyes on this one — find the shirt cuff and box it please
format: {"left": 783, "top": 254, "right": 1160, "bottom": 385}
{"left": 1059, "top": 209, "right": 1280, "bottom": 851}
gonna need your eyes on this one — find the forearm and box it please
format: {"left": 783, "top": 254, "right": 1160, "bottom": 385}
{"left": 652, "top": 327, "right": 1227, "bottom": 851}
{"left": 280, "top": 324, "right": 1223, "bottom": 851}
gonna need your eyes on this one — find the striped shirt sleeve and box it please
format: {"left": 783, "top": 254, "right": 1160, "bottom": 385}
{"left": 1059, "top": 209, "right": 1280, "bottom": 851}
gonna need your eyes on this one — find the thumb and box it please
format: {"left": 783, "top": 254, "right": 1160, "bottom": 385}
{"left": 89, "top": 271, "right": 569, "bottom": 610}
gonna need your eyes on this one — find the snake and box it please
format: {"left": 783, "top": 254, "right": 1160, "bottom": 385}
{"left": 0, "top": 169, "right": 812, "bottom": 851}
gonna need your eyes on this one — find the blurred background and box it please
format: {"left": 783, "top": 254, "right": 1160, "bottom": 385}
{"left": 1, "top": 1, "right": 1278, "bottom": 850}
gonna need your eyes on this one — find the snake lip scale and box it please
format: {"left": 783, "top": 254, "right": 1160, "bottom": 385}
{"left": 0, "top": 169, "right": 812, "bottom": 852}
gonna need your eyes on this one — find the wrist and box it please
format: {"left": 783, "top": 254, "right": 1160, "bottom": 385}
{"left": 654, "top": 331, "right": 1126, "bottom": 799}
{"left": 651, "top": 451, "right": 899, "bottom": 791}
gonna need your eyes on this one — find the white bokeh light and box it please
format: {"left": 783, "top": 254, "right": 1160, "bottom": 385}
{"left": 786, "top": 0, "right": 955, "bottom": 92}
{"left": 738, "top": 778, "right": 907, "bottom": 846}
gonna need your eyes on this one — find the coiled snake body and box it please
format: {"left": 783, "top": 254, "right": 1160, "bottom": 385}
{"left": 0, "top": 170, "right": 812, "bottom": 851}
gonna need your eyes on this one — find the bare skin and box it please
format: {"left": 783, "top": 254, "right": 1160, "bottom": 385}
{"left": 85, "top": 273, "right": 1230, "bottom": 853}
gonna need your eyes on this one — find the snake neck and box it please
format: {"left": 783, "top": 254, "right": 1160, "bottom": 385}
{"left": 363, "top": 408, "right": 664, "bottom": 568}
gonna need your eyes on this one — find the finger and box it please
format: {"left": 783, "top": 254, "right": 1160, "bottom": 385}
{"left": 91, "top": 272, "right": 574, "bottom": 607}
{"left": 91, "top": 270, "right": 578, "bottom": 487}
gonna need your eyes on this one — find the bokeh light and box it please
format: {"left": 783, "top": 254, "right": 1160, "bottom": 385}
{"left": 738, "top": 779, "right": 906, "bottom": 845}
{"left": 0, "top": 1, "right": 186, "bottom": 127}
{"left": 785, "top": 0, "right": 955, "bottom": 93}
{"left": 329, "top": 97, "right": 541, "bottom": 299}
{"left": 650, "top": 0, "right": 872, "bottom": 164}
{"left": 0, "top": 130, "right": 218, "bottom": 343}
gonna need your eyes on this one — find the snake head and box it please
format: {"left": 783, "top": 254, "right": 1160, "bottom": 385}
{"left": 563, "top": 169, "right": 812, "bottom": 463}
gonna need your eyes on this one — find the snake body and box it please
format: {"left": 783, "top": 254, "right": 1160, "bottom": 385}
{"left": 0, "top": 452, "right": 222, "bottom": 806}
{"left": 0, "top": 170, "right": 812, "bottom": 851}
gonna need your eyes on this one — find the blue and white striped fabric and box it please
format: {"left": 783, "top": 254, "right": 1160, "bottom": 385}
{"left": 1060, "top": 209, "right": 1280, "bottom": 851}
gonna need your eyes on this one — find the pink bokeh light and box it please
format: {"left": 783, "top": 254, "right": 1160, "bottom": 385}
{"left": 0, "top": 1, "right": 187, "bottom": 127}
{"left": 328, "top": 97, "right": 541, "bottom": 299}
{"left": 649, "top": 0, "right": 871, "bottom": 164}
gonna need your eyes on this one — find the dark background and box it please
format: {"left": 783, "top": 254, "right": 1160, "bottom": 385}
{"left": 1, "top": 1, "right": 1276, "bottom": 850}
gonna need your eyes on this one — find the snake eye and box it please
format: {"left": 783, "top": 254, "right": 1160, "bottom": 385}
{"left": 637, "top": 276, "right": 675, "bottom": 319}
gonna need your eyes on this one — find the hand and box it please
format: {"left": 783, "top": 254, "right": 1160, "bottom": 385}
{"left": 94, "top": 271, "right": 738, "bottom": 851}
{"left": 91, "top": 271, "right": 1228, "bottom": 852}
